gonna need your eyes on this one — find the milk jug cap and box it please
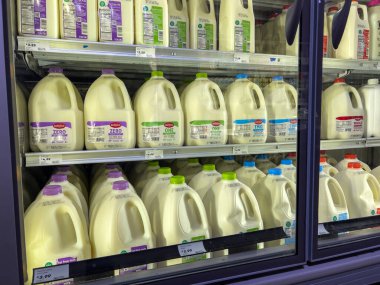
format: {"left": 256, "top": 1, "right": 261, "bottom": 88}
{"left": 223, "top": 156, "right": 234, "bottom": 161}
{"left": 108, "top": 171, "right": 123, "bottom": 178}
{"left": 288, "top": 152, "right": 297, "bottom": 158}
{"left": 334, "top": 78, "right": 345, "bottom": 84}
{"left": 148, "top": 161, "right": 159, "bottom": 167}
{"left": 257, "top": 154, "right": 269, "bottom": 159}
{"left": 170, "top": 176, "right": 185, "bottom": 185}
{"left": 368, "top": 79, "right": 379, "bottom": 85}
{"left": 112, "top": 180, "right": 129, "bottom": 191}
{"left": 222, "top": 172, "right": 237, "bottom": 181}
{"left": 283, "top": 4, "right": 291, "bottom": 10}
{"left": 102, "top": 69, "right": 115, "bottom": 75}
{"left": 51, "top": 174, "right": 68, "bottom": 183}
{"left": 105, "top": 164, "right": 119, "bottom": 169}
{"left": 281, "top": 159, "right": 293, "bottom": 166}
{"left": 328, "top": 6, "right": 339, "bottom": 13}
{"left": 368, "top": 0, "right": 380, "bottom": 7}
{"left": 320, "top": 166, "right": 323, "bottom": 173}
{"left": 151, "top": 71, "right": 164, "bottom": 77}
{"left": 158, "top": 167, "right": 171, "bottom": 175}
{"left": 268, "top": 168, "right": 282, "bottom": 176}
{"left": 43, "top": 185, "right": 63, "bottom": 196}
{"left": 272, "top": 76, "right": 284, "bottom": 82}
{"left": 49, "top": 67, "right": 63, "bottom": 74}
{"left": 348, "top": 162, "right": 362, "bottom": 169}
{"left": 244, "top": 161, "right": 255, "bottom": 167}
{"left": 344, "top": 153, "right": 357, "bottom": 159}
{"left": 203, "top": 164, "right": 216, "bottom": 171}
{"left": 188, "top": 158, "right": 199, "bottom": 164}
{"left": 320, "top": 157, "right": 327, "bottom": 163}
{"left": 196, "top": 73, "right": 208, "bottom": 79}
{"left": 236, "top": 74, "right": 248, "bottom": 79}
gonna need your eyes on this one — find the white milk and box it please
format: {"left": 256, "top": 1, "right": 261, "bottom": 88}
{"left": 203, "top": 172, "right": 264, "bottom": 255}
{"left": 327, "top": 6, "right": 339, "bottom": 58}
{"left": 98, "top": 0, "right": 134, "bottom": 44}
{"left": 188, "top": 0, "right": 217, "bottom": 50}
{"left": 16, "top": 84, "right": 29, "bottom": 153}
{"left": 263, "top": 76, "right": 298, "bottom": 143}
{"left": 322, "top": 78, "right": 364, "bottom": 140}
{"left": 359, "top": 79, "right": 380, "bottom": 138}
{"left": 28, "top": 68, "right": 84, "bottom": 152}
{"left": 357, "top": 3, "right": 370, "bottom": 59}
{"left": 55, "top": 166, "right": 88, "bottom": 201}
{"left": 236, "top": 161, "right": 265, "bottom": 190}
{"left": 150, "top": 176, "right": 210, "bottom": 267}
{"left": 168, "top": 0, "right": 189, "bottom": 48}
{"left": 255, "top": 154, "right": 276, "bottom": 174}
{"left": 177, "top": 158, "right": 203, "bottom": 183}
{"left": 335, "top": 162, "right": 380, "bottom": 219}
{"left": 216, "top": 156, "right": 241, "bottom": 173}
{"left": 17, "top": 0, "right": 59, "bottom": 38}
{"left": 219, "top": 0, "right": 255, "bottom": 53}
{"left": 371, "top": 165, "right": 380, "bottom": 183}
{"left": 182, "top": 73, "right": 228, "bottom": 146}
{"left": 224, "top": 74, "right": 267, "bottom": 144}
{"left": 369, "top": 0, "right": 380, "bottom": 59}
{"left": 85, "top": 69, "right": 135, "bottom": 150}
{"left": 335, "top": 153, "right": 371, "bottom": 172}
{"left": 25, "top": 186, "right": 90, "bottom": 284}
{"left": 134, "top": 161, "right": 160, "bottom": 195}
{"left": 60, "top": 0, "right": 98, "bottom": 41}
{"left": 277, "top": 159, "right": 297, "bottom": 183}
{"left": 320, "top": 157, "right": 339, "bottom": 177}
{"left": 135, "top": 71, "right": 184, "bottom": 148}
{"left": 188, "top": 164, "right": 221, "bottom": 199}
{"left": 135, "top": 0, "right": 169, "bottom": 46}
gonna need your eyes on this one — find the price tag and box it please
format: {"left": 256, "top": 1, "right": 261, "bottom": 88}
{"left": 24, "top": 40, "right": 49, "bottom": 52}
{"left": 178, "top": 241, "right": 206, "bottom": 257}
{"left": 318, "top": 224, "right": 329, "bottom": 236}
{"left": 233, "top": 145, "right": 248, "bottom": 155}
{"left": 145, "top": 149, "right": 164, "bottom": 160}
{"left": 33, "top": 264, "right": 69, "bottom": 284}
{"left": 38, "top": 154, "right": 63, "bottom": 165}
{"left": 233, "top": 53, "right": 250, "bottom": 63}
{"left": 136, "top": 47, "right": 156, "bottom": 58}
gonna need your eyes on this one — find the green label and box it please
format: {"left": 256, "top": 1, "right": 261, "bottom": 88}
{"left": 197, "top": 21, "right": 214, "bottom": 50}
{"left": 235, "top": 19, "right": 251, "bottom": 52}
{"left": 141, "top": 121, "right": 180, "bottom": 146}
{"left": 169, "top": 19, "right": 187, "bottom": 48}
{"left": 247, "top": 228, "right": 259, "bottom": 233}
{"left": 182, "top": 236, "right": 207, "bottom": 264}
{"left": 143, "top": 5, "right": 164, "bottom": 45}
{"left": 190, "top": 120, "right": 225, "bottom": 144}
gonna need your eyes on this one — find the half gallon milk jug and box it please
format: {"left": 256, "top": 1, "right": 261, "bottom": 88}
{"left": 135, "top": 0, "right": 168, "bottom": 46}
{"left": 56, "top": 166, "right": 88, "bottom": 201}
{"left": 278, "top": 159, "right": 297, "bottom": 183}
{"left": 85, "top": 69, "right": 135, "bottom": 150}
{"left": 134, "top": 161, "right": 160, "bottom": 195}
{"left": 335, "top": 153, "right": 371, "bottom": 172}
{"left": 18, "top": 0, "right": 59, "bottom": 38}
{"left": 16, "top": 84, "right": 29, "bottom": 153}
{"left": 320, "top": 157, "right": 339, "bottom": 177}
{"left": 182, "top": 73, "right": 228, "bottom": 146}
{"left": 203, "top": 172, "right": 264, "bottom": 256}
{"left": 263, "top": 76, "right": 298, "bottom": 143}
{"left": 322, "top": 78, "right": 364, "bottom": 140}
{"left": 327, "top": 6, "right": 339, "bottom": 58}
{"left": 216, "top": 156, "right": 241, "bottom": 173}
{"left": 252, "top": 168, "right": 296, "bottom": 247}
{"left": 359, "top": 79, "right": 380, "bottom": 138}
{"left": 236, "top": 161, "right": 265, "bottom": 190}
{"left": 319, "top": 167, "right": 349, "bottom": 223}
{"left": 335, "top": 162, "right": 380, "bottom": 218}
{"left": 25, "top": 185, "right": 90, "bottom": 283}
{"left": 219, "top": 0, "right": 255, "bottom": 53}
{"left": 98, "top": 0, "right": 134, "bottom": 44}
{"left": 135, "top": 71, "right": 184, "bottom": 148}
{"left": 188, "top": 164, "right": 221, "bottom": 199}
{"left": 168, "top": 0, "right": 189, "bottom": 48}
{"left": 369, "top": 0, "right": 380, "bottom": 59}
{"left": 60, "top": 0, "right": 98, "bottom": 41}
{"left": 224, "top": 74, "right": 267, "bottom": 144}
{"left": 255, "top": 154, "right": 276, "bottom": 174}
{"left": 177, "top": 158, "right": 203, "bottom": 183}
{"left": 371, "top": 165, "right": 380, "bottom": 183}
{"left": 29, "top": 68, "right": 84, "bottom": 152}
{"left": 188, "top": 0, "right": 217, "bottom": 50}
{"left": 150, "top": 176, "right": 210, "bottom": 267}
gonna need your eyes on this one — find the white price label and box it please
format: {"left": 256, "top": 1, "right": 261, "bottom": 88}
{"left": 33, "top": 264, "right": 69, "bottom": 284}
{"left": 145, "top": 149, "right": 164, "bottom": 160}
{"left": 24, "top": 40, "right": 49, "bottom": 52}
{"left": 318, "top": 224, "right": 329, "bottom": 236}
{"left": 178, "top": 241, "right": 206, "bottom": 257}
{"left": 233, "top": 145, "right": 249, "bottom": 155}
{"left": 234, "top": 53, "right": 250, "bottom": 63}
{"left": 38, "top": 154, "right": 63, "bottom": 165}
{"left": 136, "top": 47, "right": 156, "bottom": 58}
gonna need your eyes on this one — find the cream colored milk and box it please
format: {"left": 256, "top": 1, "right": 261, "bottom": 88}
{"left": 16, "top": 84, "right": 29, "bottom": 153}
{"left": 168, "top": 0, "right": 189, "bottom": 48}
{"left": 359, "top": 79, "right": 380, "bottom": 138}
{"left": 216, "top": 156, "right": 241, "bottom": 173}
{"left": 55, "top": 166, "right": 88, "bottom": 202}
{"left": 236, "top": 161, "right": 265, "bottom": 189}
{"left": 277, "top": 160, "right": 297, "bottom": 183}
{"left": 335, "top": 154, "right": 371, "bottom": 172}
{"left": 369, "top": 0, "right": 380, "bottom": 60}
{"left": 189, "top": 164, "right": 221, "bottom": 199}
{"left": 177, "top": 158, "right": 203, "bottom": 183}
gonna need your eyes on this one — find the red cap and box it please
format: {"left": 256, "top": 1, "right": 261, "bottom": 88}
{"left": 345, "top": 153, "right": 358, "bottom": 160}
{"left": 320, "top": 157, "right": 327, "bottom": 163}
{"left": 269, "top": 13, "right": 279, "bottom": 19}
{"left": 288, "top": 152, "right": 297, "bottom": 158}
{"left": 334, "top": 78, "right": 345, "bottom": 84}
{"left": 348, "top": 162, "right": 362, "bottom": 169}
{"left": 328, "top": 6, "right": 339, "bottom": 13}
{"left": 283, "top": 4, "right": 291, "bottom": 10}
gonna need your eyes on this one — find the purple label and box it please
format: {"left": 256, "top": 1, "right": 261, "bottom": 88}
{"left": 30, "top": 122, "right": 72, "bottom": 128}
{"left": 119, "top": 245, "right": 148, "bottom": 275}
{"left": 63, "top": 0, "right": 88, "bottom": 39}
{"left": 74, "top": 0, "right": 88, "bottom": 39}
{"left": 131, "top": 245, "right": 147, "bottom": 252}
{"left": 35, "top": 0, "right": 47, "bottom": 36}
{"left": 57, "top": 257, "right": 77, "bottom": 264}
{"left": 87, "top": 121, "right": 127, "bottom": 128}
{"left": 110, "top": 1, "right": 123, "bottom": 41}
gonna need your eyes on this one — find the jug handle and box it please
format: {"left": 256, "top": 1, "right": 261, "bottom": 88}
{"left": 332, "top": 0, "right": 351, "bottom": 49}
{"left": 131, "top": 196, "right": 154, "bottom": 238}
{"left": 61, "top": 204, "right": 87, "bottom": 249}
{"left": 249, "top": 82, "right": 265, "bottom": 110}
{"left": 330, "top": 178, "right": 347, "bottom": 207}
{"left": 209, "top": 82, "right": 225, "bottom": 110}
{"left": 208, "top": 0, "right": 215, "bottom": 14}
{"left": 285, "top": 0, "right": 304, "bottom": 45}
{"left": 186, "top": 191, "right": 210, "bottom": 232}
{"left": 239, "top": 187, "right": 262, "bottom": 221}
{"left": 63, "top": 79, "right": 79, "bottom": 111}
{"left": 117, "top": 81, "right": 132, "bottom": 109}
{"left": 285, "top": 84, "right": 298, "bottom": 109}
{"left": 167, "top": 82, "right": 182, "bottom": 110}
{"left": 347, "top": 86, "right": 363, "bottom": 109}
{"left": 368, "top": 175, "right": 380, "bottom": 203}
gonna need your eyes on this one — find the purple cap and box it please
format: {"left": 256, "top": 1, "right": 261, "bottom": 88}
{"left": 57, "top": 166, "right": 70, "bottom": 172}
{"left": 51, "top": 174, "right": 68, "bottom": 183}
{"left": 108, "top": 171, "right": 122, "bottom": 179}
{"left": 49, "top": 67, "right": 63, "bottom": 74}
{"left": 102, "top": 69, "right": 115, "bottom": 75}
{"left": 112, "top": 180, "right": 129, "bottom": 191}
{"left": 105, "top": 164, "right": 118, "bottom": 169}
{"left": 43, "top": 185, "right": 62, "bottom": 196}
{"left": 368, "top": 0, "right": 380, "bottom": 7}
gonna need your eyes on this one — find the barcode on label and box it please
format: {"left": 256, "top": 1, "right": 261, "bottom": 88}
{"left": 117, "top": 26, "right": 123, "bottom": 37}
{"left": 40, "top": 19, "right": 47, "bottom": 30}
{"left": 158, "top": 30, "right": 164, "bottom": 41}
{"left": 82, "top": 23, "right": 88, "bottom": 35}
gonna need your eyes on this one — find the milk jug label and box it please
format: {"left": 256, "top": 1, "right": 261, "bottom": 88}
{"left": 118, "top": 245, "right": 148, "bottom": 275}
{"left": 336, "top": 213, "right": 348, "bottom": 221}
{"left": 323, "top": 35, "right": 328, "bottom": 57}
{"left": 99, "top": 0, "right": 123, "bottom": 42}
{"left": 336, "top": 116, "right": 364, "bottom": 137}
{"left": 269, "top": 119, "right": 297, "bottom": 141}
{"left": 376, "top": 21, "right": 380, "bottom": 57}
{"left": 197, "top": 19, "right": 214, "bottom": 50}
{"left": 234, "top": 19, "right": 251, "bottom": 52}
{"left": 30, "top": 122, "right": 72, "bottom": 148}
{"left": 169, "top": 17, "right": 187, "bottom": 48}
{"left": 181, "top": 236, "right": 207, "bottom": 264}
{"left": 62, "top": 0, "right": 88, "bottom": 39}
{"left": 232, "top": 119, "right": 266, "bottom": 143}
{"left": 284, "top": 220, "right": 296, "bottom": 245}
{"left": 141, "top": 121, "right": 179, "bottom": 146}
{"left": 87, "top": 121, "right": 127, "bottom": 144}
{"left": 21, "top": 0, "right": 47, "bottom": 36}
{"left": 357, "top": 26, "right": 370, "bottom": 59}
{"left": 190, "top": 120, "right": 225, "bottom": 144}
{"left": 142, "top": 4, "right": 164, "bottom": 45}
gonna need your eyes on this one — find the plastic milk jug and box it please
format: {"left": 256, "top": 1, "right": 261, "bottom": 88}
{"left": 284, "top": 13, "right": 299, "bottom": 55}
{"left": 335, "top": 162, "right": 380, "bottom": 219}
{"left": 135, "top": 71, "right": 184, "bottom": 148}
{"left": 55, "top": 166, "right": 88, "bottom": 201}
{"left": 16, "top": 84, "right": 29, "bottom": 153}
{"left": 252, "top": 168, "right": 296, "bottom": 247}
{"left": 219, "top": 0, "right": 255, "bottom": 53}
{"left": 371, "top": 165, "right": 380, "bottom": 183}
{"left": 188, "top": 0, "right": 217, "bottom": 50}
{"left": 128, "top": 161, "right": 148, "bottom": 185}
{"left": 189, "top": 164, "right": 221, "bottom": 199}
{"left": 224, "top": 74, "right": 267, "bottom": 144}
{"left": 369, "top": 0, "right": 380, "bottom": 59}
{"left": 203, "top": 172, "right": 264, "bottom": 256}
{"left": 25, "top": 185, "right": 90, "bottom": 283}
{"left": 327, "top": 6, "right": 339, "bottom": 58}
{"left": 60, "top": 165, "right": 88, "bottom": 188}
{"left": 255, "top": 154, "right": 276, "bottom": 174}
{"left": 236, "top": 161, "right": 265, "bottom": 190}
{"left": 28, "top": 68, "right": 84, "bottom": 152}
{"left": 150, "top": 176, "right": 210, "bottom": 267}
{"left": 168, "top": 0, "right": 189, "bottom": 48}
{"left": 216, "top": 156, "right": 241, "bottom": 173}
{"left": 84, "top": 69, "right": 135, "bottom": 150}
{"left": 320, "top": 157, "right": 339, "bottom": 177}
{"left": 91, "top": 164, "right": 123, "bottom": 186}
{"left": 182, "top": 73, "right": 228, "bottom": 146}
{"left": 278, "top": 159, "right": 297, "bottom": 183}
{"left": 262, "top": 13, "right": 277, "bottom": 54}
{"left": 60, "top": 0, "right": 98, "bottom": 41}
{"left": 18, "top": 0, "right": 59, "bottom": 38}
{"left": 177, "top": 158, "right": 203, "bottom": 183}
{"left": 323, "top": 11, "right": 329, "bottom": 57}
{"left": 335, "top": 153, "right": 371, "bottom": 172}
{"left": 322, "top": 78, "right": 364, "bottom": 140}
{"left": 255, "top": 20, "right": 264, "bottom": 53}
{"left": 134, "top": 161, "right": 160, "bottom": 195}
{"left": 359, "top": 79, "right": 380, "bottom": 138}
{"left": 171, "top": 158, "right": 189, "bottom": 173}
{"left": 276, "top": 5, "right": 300, "bottom": 56}
{"left": 98, "top": 0, "right": 134, "bottom": 44}
{"left": 320, "top": 150, "right": 338, "bottom": 166}
{"left": 319, "top": 167, "right": 349, "bottom": 223}
{"left": 263, "top": 76, "right": 298, "bottom": 142}
{"left": 135, "top": 0, "right": 169, "bottom": 46}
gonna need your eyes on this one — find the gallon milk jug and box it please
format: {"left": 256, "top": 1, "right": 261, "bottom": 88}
{"left": 216, "top": 156, "right": 241, "bottom": 173}
{"left": 335, "top": 162, "right": 380, "bottom": 219}
{"left": 188, "top": 0, "right": 217, "bottom": 50}
{"left": 278, "top": 159, "right": 297, "bottom": 183}
{"left": 263, "top": 76, "right": 298, "bottom": 142}
{"left": 335, "top": 153, "right": 371, "bottom": 172}
{"left": 55, "top": 166, "right": 88, "bottom": 201}
{"left": 91, "top": 164, "right": 124, "bottom": 186}
{"left": 255, "top": 154, "right": 276, "bottom": 174}
{"left": 224, "top": 74, "right": 267, "bottom": 144}
{"left": 188, "top": 164, "right": 221, "bottom": 199}
{"left": 252, "top": 168, "right": 296, "bottom": 247}
{"left": 371, "top": 165, "right": 380, "bottom": 183}
{"left": 168, "top": 0, "right": 189, "bottom": 48}
{"left": 182, "top": 73, "right": 228, "bottom": 146}
{"left": 177, "top": 158, "right": 203, "bottom": 183}
{"left": 171, "top": 158, "right": 189, "bottom": 173}
{"left": 262, "top": 14, "right": 277, "bottom": 54}
{"left": 16, "top": 83, "right": 29, "bottom": 153}
{"left": 359, "top": 79, "right": 380, "bottom": 138}
{"left": 320, "top": 157, "right": 339, "bottom": 177}
{"left": 25, "top": 185, "right": 91, "bottom": 283}
{"left": 219, "top": 0, "right": 255, "bottom": 53}
{"left": 255, "top": 20, "right": 264, "bottom": 53}
{"left": 18, "top": 0, "right": 59, "bottom": 38}
{"left": 29, "top": 68, "right": 84, "bottom": 152}
{"left": 85, "top": 69, "right": 136, "bottom": 150}
{"left": 319, "top": 167, "right": 349, "bottom": 223}
{"left": 322, "top": 78, "right": 364, "bottom": 140}
{"left": 135, "top": 71, "right": 184, "bottom": 148}
{"left": 135, "top": 0, "right": 169, "bottom": 46}
{"left": 60, "top": 0, "right": 98, "bottom": 41}
{"left": 285, "top": 14, "right": 299, "bottom": 55}
{"left": 134, "top": 161, "right": 160, "bottom": 195}
{"left": 60, "top": 165, "right": 88, "bottom": 188}
{"left": 98, "top": 0, "right": 134, "bottom": 44}
{"left": 150, "top": 176, "right": 210, "bottom": 267}
{"left": 320, "top": 150, "right": 338, "bottom": 166}
{"left": 203, "top": 172, "right": 264, "bottom": 256}
{"left": 236, "top": 161, "right": 265, "bottom": 190}
{"left": 275, "top": 5, "right": 300, "bottom": 56}
{"left": 327, "top": 6, "right": 339, "bottom": 58}
{"left": 369, "top": 0, "right": 380, "bottom": 59}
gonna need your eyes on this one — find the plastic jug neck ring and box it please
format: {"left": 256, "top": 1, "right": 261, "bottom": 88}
{"left": 43, "top": 185, "right": 63, "bottom": 196}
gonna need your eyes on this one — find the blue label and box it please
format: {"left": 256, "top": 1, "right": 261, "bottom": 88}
{"left": 339, "top": 213, "right": 348, "bottom": 221}
{"left": 284, "top": 220, "right": 296, "bottom": 245}
{"left": 269, "top": 119, "right": 291, "bottom": 124}
{"left": 234, "top": 119, "right": 267, "bottom": 125}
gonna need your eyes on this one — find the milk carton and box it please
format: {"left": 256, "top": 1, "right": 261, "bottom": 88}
{"left": 188, "top": 164, "right": 221, "bottom": 199}
{"left": 216, "top": 156, "right": 241, "bottom": 173}
{"left": 320, "top": 157, "right": 339, "bottom": 177}
{"left": 236, "top": 161, "right": 265, "bottom": 189}
{"left": 359, "top": 79, "right": 380, "bottom": 138}
{"left": 255, "top": 154, "right": 276, "bottom": 174}
{"left": 16, "top": 84, "right": 29, "bottom": 153}
{"left": 224, "top": 74, "right": 267, "bottom": 144}
{"left": 182, "top": 73, "right": 228, "bottom": 146}
{"left": 177, "top": 158, "right": 202, "bottom": 183}
{"left": 29, "top": 68, "right": 84, "bottom": 152}
{"left": 369, "top": 0, "right": 380, "bottom": 60}
{"left": 371, "top": 165, "right": 380, "bottom": 183}
{"left": 327, "top": 6, "right": 339, "bottom": 58}
{"left": 278, "top": 159, "right": 297, "bottom": 183}
{"left": 168, "top": 0, "right": 189, "bottom": 48}
{"left": 335, "top": 153, "right": 371, "bottom": 172}
{"left": 263, "top": 76, "right": 298, "bottom": 143}
{"left": 134, "top": 161, "right": 160, "bottom": 195}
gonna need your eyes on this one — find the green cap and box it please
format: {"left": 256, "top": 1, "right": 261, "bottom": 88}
{"left": 170, "top": 176, "right": 185, "bottom": 185}
{"left": 148, "top": 161, "right": 159, "bottom": 167}
{"left": 158, "top": 167, "right": 171, "bottom": 175}
{"left": 203, "top": 164, "right": 215, "bottom": 171}
{"left": 188, "top": 158, "right": 199, "bottom": 164}
{"left": 222, "top": 172, "right": 237, "bottom": 181}
{"left": 196, "top": 73, "right": 208, "bottom": 79}
{"left": 152, "top": 71, "right": 164, "bottom": 77}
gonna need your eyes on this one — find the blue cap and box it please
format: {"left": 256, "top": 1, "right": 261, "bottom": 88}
{"left": 268, "top": 168, "right": 282, "bottom": 176}
{"left": 224, "top": 156, "right": 234, "bottom": 161}
{"left": 236, "top": 74, "right": 248, "bottom": 79}
{"left": 244, "top": 161, "right": 255, "bottom": 167}
{"left": 272, "top": 76, "right": 284, "bottom": 81}
{"left": 320, "top": 166, "right": 323, "bottom": 173}
{"left": 281, "top": 159, "right": 293, "bottom": 165}
{"left": 257, "top": 154, "right": 268, "bottom": 159}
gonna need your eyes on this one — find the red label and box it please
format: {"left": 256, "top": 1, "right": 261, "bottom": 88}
{"left": 53, "top": 123, "right": 66, "bottom": 129}
{"left": 255, "top": 120, "right": 263, "bottom": 125}
{"left": 290, "top": 119, "right": 297, "bottom": 124}
{"left": 323, "top": 35, "right": 328, "bottom": 57}
{"left": 212, "top": 121, "right": 221, "bottom": 126}
{"left": 110, "top": 122, "right": 121, "bottom": 128}
{"left": 377, "top": 208, "right": 380, "bottom": 215}
{"left": 164, "top": 122, "right": 174, "bottom": 128}
{"left": 363, "top": 29, "right": 369, "bottom": 60}
{"left": 336, "top": 116, "right": 364, "bottom": 121}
